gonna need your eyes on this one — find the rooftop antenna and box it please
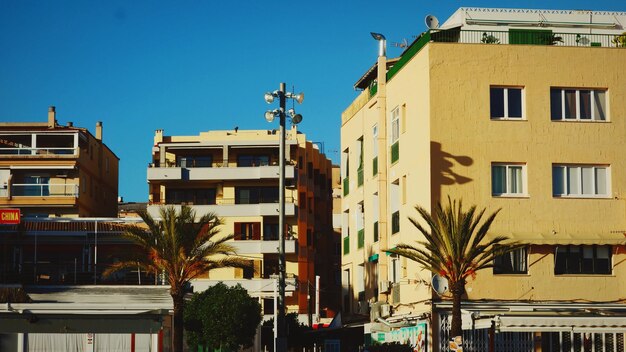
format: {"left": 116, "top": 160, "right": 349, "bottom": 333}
{"left": 391, "top": 38, "right": 409, "bottom": 48}
{"left": 425, "top": 14, "right": 440, "bottom": 30}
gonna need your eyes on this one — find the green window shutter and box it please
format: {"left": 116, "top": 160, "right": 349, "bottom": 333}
{"left": 343, "top": 177, "right": 349, "bottom": 196}
{"left": 357, "top": 168, "right": 364, "bottom": 187}
{"left": 343, "top": 236, "right": 350, "bottom": 255}
{"left": 509, "top": 29, "right": 553, "bottom": 45}
{"left": 373, "top": 221, "right": 379, "bottom": 242}
{"left": 392, "top": 211, "right": 400, "bottom": 234}
{"left": 391, "top": 141, "right": 399, "bottom": 164}
{"left": 358, "top": 229, "right": 365, "bottom": 248}
{"left": 372, "top": 156, "right": 378, "bottom": 176}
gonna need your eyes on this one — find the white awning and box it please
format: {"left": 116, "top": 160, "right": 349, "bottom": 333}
{"left": 10, "top": 165, "right": 75, "bottom": 170}
{"left": 497, "top": 315, "right": 626, "bottom": 333}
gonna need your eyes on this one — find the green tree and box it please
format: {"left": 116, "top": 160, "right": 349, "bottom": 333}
{"left": 103, "top": 206, "right": 248, "bottom": 352}
{"left": 385, "top": 198, "right": 522, "bottom": 341}
{"left": 184, "top": 282, "right": 262, "bottom": 351}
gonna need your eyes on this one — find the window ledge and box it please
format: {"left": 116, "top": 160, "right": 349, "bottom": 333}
{"left": 490, "top": 118, "right": 526, "bottom": 121}
{"left": 492, "top": 194, "right": 530, "bottom": 199}
{"left": 554, "top": 274, "right": 614, "bottom": 277}
{"left": 551, "top": 119, "right": 610, "bottom": 123}
{"left": 553, "top": 195, "right": 611, "bottom": 199}
{"left": 493, "top": 273, "right": 530, "bottom": 276}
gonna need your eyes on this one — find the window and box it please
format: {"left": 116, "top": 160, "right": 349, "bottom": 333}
{"left": 555, "top": 245, "right": 611, "bottom": 275}
{"left": 263, "top": 222, "right": 279, "bottom": 240}
{"left": 235, "top": 187, "right": 278, "bottom": 204}
{"left": 372, "top": 124, "right": 378, "bottom": 176}
{"left": 178, "top": 155, "right": 213, "bottom": 168}
{"left": 234, "top": 222, "right": 260, "bottom": 240}
{"left": 391, "top": 107, "right": 400, "bottom": 143}
{"left": 389, "top": 255, "right": 400, "bottom": 283}
{"left": 494, "top": 247, "right": 528, "bottom": 274}
{"left": 492, "top": 163, "right": 526, "bottom": 196}
{"left": 166, "top": 188, "right": 216, "bottom": 205}
{"left": 490, "top": 87, "right": 523, "bottom": 119}
{"left": 553, "top": 165, "right": 609, "bottom": 197}
{"left": 551, "top": 88, "right": 607, "bottom": 121}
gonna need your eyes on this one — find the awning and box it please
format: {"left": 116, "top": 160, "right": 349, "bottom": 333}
{"left": 497, "top": 315, "right": 626, "bottom": 333}
{"left": 486, "top": 232, "right": 626, "bottom": 245}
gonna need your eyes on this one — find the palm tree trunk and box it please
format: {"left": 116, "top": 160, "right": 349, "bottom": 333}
{"left": 450, "top": 280, "right": 465, "bottom": 342}
{"left": 171, "top": 290, "right": 185, "bottom": 352}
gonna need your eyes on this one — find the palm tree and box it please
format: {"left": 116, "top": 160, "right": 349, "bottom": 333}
{"left": 104, "top": 205, "right": 249, "bottom": 352}
{"left": 385, "top": 198, "right": 522, "bottom": 342}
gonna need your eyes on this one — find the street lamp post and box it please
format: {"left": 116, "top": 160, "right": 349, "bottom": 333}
{"left": 264, "top": 83, "right": 303, "bottom": 352}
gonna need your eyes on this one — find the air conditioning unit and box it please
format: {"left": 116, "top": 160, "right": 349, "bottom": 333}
{"left": 357, "top": 300, "right": 370, "bottom": 315}
{"left": 380, "top": 303, "right": 391, "bottom": 318}
{"left": 391, "top": 283, "right": 401, "bottom": 304}
{"left": 370, "top": 301, "right": 382, "bottom": 321}
{"left": 378, "top": 281, "right": 391, "bottom": 294}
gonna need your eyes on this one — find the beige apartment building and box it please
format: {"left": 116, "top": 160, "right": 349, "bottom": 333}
{"left": 146, "top": 126, "right": 339, "bottom": 325}
{"left": 0, "top": 106, "right": 119, "bottom": 217}
{"left": 341, "top": 8, "right": 626, "bottom": 351}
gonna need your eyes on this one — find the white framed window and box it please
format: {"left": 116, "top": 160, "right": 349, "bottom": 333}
{"left": 553, "top": 164, "right": 609, "bottom": 197}
{"left": 390, "top": 107, "right": 400, "bottom": 143}
{"left": 490, "top": 86, "right": 524, "bottom": 119}
{"left": 550, "top": 88, "right": 607, "bottom": 121}
{"left": 492, "top": 163, "right": 526, "bottom": 196}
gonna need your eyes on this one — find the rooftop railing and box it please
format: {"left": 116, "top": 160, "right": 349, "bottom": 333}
{"left": 0, "top": 147, "right": 77, "bottom": 156}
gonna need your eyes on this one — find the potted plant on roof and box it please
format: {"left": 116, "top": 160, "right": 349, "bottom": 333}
{"left": 481, "top": 32, "right": 500, "bottom": 44}
{"left": 612, "top": 32, "right": 626, "bottom": 47}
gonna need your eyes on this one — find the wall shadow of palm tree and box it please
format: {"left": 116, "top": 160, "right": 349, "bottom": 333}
{"left": 430, "top": 142, "right": 473, "bottom": 207}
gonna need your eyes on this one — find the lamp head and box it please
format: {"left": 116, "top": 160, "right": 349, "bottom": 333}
{"left": 293, "top": 92, "right": 304, "bottom": 104}
{"left": 291, "top": 113, "right": 303, "bottom": 125}
{"left": 370, "top": 32, "right": 386, "bottom": 41}
{"left": 265, "top": 110, "right": 276, "bottom": 123}
{"left": 264, "top": 92, "right": 275, "bottom": 104}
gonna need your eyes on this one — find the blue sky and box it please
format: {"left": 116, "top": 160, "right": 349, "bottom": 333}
{"left": 1, "top": 0, "right": 623, "bottom": 202}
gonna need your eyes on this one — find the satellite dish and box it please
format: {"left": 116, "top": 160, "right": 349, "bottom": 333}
{"left": 431, "top": 274, "right": 449, "bottom": 295}
{"left": 425, "top": 15, "right": 440, "bottom": 29}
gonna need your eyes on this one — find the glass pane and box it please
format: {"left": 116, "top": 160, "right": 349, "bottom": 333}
{"left": 490, "top": 88, "right": 505, "bottom": 118}
{"left": 581, "top": 167, "right": 594, "bottom": 195}
{"left": 564, "top": 90, "right": 577, "bottom": 119}
{"left": 596, "top": 245, "right": 609, "bottom": 259}
{"left": 392, "top": 118, "right": 399, "bottom": 142}
{"left": 509, "top": 166, "right": 523, "bottom": 194}
{"left": 507, "top": 88, "right": 523, "bottom": 118}
{"left": 550, "top": 89, "right": 562, "bottom": 120}
{"left": 579, "top": 90, "right": 592, "bottom": 119}
{"left": 552, "top": 166, "right": 565, "bottom": 196}
{"left": 595, "top": 168, "right": 607, "bottom": 195}
{"left": 594, "top": 90, "right": 606, "bottom": 120}
{"left": 492, "top": 165, "right": 506, "bottom": 195}
{"left": 567, "top": 167, "right": 580, "bottom": 195}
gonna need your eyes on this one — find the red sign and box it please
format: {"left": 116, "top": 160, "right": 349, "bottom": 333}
{"left": 0, "top": 209, "right": 20, "bottom": 224}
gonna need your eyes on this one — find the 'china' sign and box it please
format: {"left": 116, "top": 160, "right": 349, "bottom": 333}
{"left": 0, "top": 209, "right": 21, "bottom": 224}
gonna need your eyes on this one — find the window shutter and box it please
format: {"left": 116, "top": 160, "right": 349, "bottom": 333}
{"left": 252, "top": 222, "right": 261, "bottom": 240}
{"left": 234, "top": 222, "right": 242, "bottom": 240}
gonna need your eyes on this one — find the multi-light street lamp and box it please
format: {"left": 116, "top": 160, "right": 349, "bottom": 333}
{"left": 264, "top": 83, "right": 303, "bottom": 352}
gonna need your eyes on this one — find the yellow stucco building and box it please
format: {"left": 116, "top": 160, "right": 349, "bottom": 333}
{"left": 340, "top": 7, "right": 626, "bottom": 351}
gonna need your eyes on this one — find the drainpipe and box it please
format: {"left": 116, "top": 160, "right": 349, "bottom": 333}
{"left": 371, "top": 32, "right": 390, "bottom": 303}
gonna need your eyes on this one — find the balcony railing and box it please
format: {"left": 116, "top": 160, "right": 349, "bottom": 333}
{"left": 0, "top": 147, "right": 77, "bottom": 156}
{"left": 151, "top": 158, "right": 293, "bottom": 168}
{"left": 10, "top": 184, "right": 79, "bottom": 197}
{"left": 156, "top": 196, "right": 295, "bottom": 206}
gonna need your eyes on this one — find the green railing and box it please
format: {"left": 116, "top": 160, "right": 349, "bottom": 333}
{"left": 392, "top": 211, "right": 400, "bottom": 234}
{"left": 391, "top": 141, "right": 399, "bottom": 164}
{"left": 373, "top": 221, "right": 379, "bottom": 242}
{"left": 343, "top": 236, "right": 350, "bottom": 255}
{"left": 343, "top": 177, "right": 349, "bottom": 196}
{"left": 357, "top": 229, "right": 364, "bottom": 249}
{"left": 357, "top": 168, "right": 364, "bottom": 187}
{"left": 372, "top": 156, "right": 378, "bottom": 176}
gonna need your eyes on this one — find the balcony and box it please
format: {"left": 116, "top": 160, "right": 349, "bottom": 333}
{"left": 147, "top": 163, "right": 295, "bottom": 182}
{"left": 191, "top": 277, "right": 297, "bottom": 296}
{"left": 230, "top": 239, "right": 297, "bottom": 254}
{"left": 0, "top": 147, "right": 77, "bottom": 156}
{"left": 147, "top": 197, "right": 296, "bottom": 218}
{"left": 8, "top": 184, "right": 79, "bottom": 197}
